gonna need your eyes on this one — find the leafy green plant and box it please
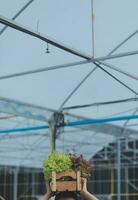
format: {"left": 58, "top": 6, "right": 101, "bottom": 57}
{"left": 43, "top": 151, "right": 72, "bottom": 179}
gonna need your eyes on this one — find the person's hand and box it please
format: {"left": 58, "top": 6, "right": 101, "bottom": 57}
{"left": 80, "top": 178, "right": 99, "bottom": 200}
{"left": 46, "top": 179, "right": 53, "bottom": 197}
{"left": 41, "top": 180, "right": 54, "bottom": 200}
{"left": 80, "top": 177, "right": 88, "bottom": 195}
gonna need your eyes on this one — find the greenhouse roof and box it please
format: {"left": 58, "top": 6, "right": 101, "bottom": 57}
{"left": 0, "top": 0, "right": 138, "bottom": 168}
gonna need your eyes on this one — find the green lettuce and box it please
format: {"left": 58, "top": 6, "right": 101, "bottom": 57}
{"left": 43, "top": 151, "right": 72, "bottom": 179}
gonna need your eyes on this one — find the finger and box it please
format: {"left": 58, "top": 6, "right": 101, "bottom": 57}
{"left": 81, "top": 177, "right": 86, "bottom": 183}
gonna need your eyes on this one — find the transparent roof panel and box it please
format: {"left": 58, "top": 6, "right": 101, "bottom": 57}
{"left": 0, "top": 0, "right": 138, "bottom": 168}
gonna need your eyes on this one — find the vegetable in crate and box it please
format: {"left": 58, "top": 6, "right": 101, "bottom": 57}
{"left": 69, "top": 154, "right": 92, "bottom": 177}
{"left": 43, "top": 151, "right": 72, "bottom": 179}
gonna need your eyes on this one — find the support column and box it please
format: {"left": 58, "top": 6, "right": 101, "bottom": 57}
{"left": 49, "top": 112, "right": 64, "bottom": 152}
{"left": 13, "top": 167, "right": 18, "bottom": 200}
{"left": 125, "top": 167, "right": 129, "bottom": 200}
{"left": 116, "top": 138, "right": 121, "bottom": 200}
{"left": 49, "top": 123, "right": 56, "bottom": 152}
{"left": 31, "top": 171, "right": 35, "bottom": 196}
{"left": 111, "top": 167, "right": 114, "bottom": 195}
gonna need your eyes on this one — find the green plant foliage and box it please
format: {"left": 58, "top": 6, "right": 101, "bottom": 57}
{"left": 43, "top": 151, "right": 72, "bottom": 179}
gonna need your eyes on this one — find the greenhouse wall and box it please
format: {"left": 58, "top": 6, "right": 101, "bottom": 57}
{"left": 0, "top": 138, "right": 138, "bottom": 200}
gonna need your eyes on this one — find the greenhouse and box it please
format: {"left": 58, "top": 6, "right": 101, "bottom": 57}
{"left": 0, "top": 0, "right": 138, "bottom": 200}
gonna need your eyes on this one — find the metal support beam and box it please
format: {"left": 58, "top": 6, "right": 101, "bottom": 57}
{"left": 0, "top": 15, "right": 92, "bottom": 60}
{"left": 31, "top": 172, "right": 35, "bottom": 196}
{"left": 63, "top": 97, "right": 138, "bottom": 110}
{"left": 0, "top": 60, "right": 90, "bottom": 80}
{"left": 122, "top": 108, "right": 138, "bottom": 135}
{"left": 125, "top": 167, "right": 129, "bottom": 200}
{"left": 13, "top": 167, "right": 18, "bottom": 200}
{"left": 0, "top": 15, "right": 137, "bottom": 98}
{"left": 65, "top": 112, "right": 138, "bottom": 136}
{"left": 128, "top": 181, "right": 138, "bottom": 192}
{"left": 59, "top": 66, "right": 97, "bottom": 110}
{"left": 91, "top": 0, "right": 95, "bottom": 56}
{"left": 116, "top": 138, "right": 121, "bottom": 200}
{"left": 0, "top": 0, "right": 34, "bottom": 35}
{"left": 0, "top": 96, "right": 137, "bottom": 137}
{"left": 1, "top": 114, "right": 138, "bottom": 134}
{"left": 0, "top": 58, "right": 137, "bottom": 82}
{"left": 0, "top": 96, "right": 56, "bottom": 122}
{"left": 97, "top": 61, "right": 138, "bottom": 80}
{"left": 111, "top": 167, "right": 114, "bottom": 195}
{"left": 49, "top": 122, "right": 56, "bottom": 152}
{"left": 108, "top": 28, "right": 138, "bottom": 56}
{"left": 49, "top": 112, "right": 64, "bottom": 151}
{"left": 94, "top": 62, "right": 137, "bottom": 95}
{"left": 96, "top": 50, "right": 138, "bottom": 61}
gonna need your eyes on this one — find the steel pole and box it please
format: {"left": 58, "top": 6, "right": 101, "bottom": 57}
{"left": 49, "top": 123, "right": 56, "bottom": 152}
{"left": 0, "top": 0, "right": 34, "bottom": 35}
{"left": 32, "top": 171, "right": 35, "bottom": 196}
{"left": 117, "top": 138, "right": 121, "bottom": 200}
{"left": 13, "top": 167, "right": 18, "bottom": 200}
{"left": 0, "top": 15, "right": 92, "bottom": 60}
{"left": 96, "top": 50, "right": 138, "bottom": 61}
{"left": 125, "top": 167, "right": 129, "bottom": 200}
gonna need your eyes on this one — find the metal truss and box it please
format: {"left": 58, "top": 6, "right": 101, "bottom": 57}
{"left": 91, "top": 137, "right": 138, "bottom": 165}
{"left": 0, "top": 1, "right": 138, "bottom": 171}
{"left": 0, "top": 96, "right": 137, "bottom": 137}
{"left": 0, "top": 15, "right": 92, "bottom": 60}
{"left": 0, "top": 96, "right": 55, "bottom": 122}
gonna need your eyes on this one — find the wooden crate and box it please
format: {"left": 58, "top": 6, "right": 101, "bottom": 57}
{"left": 50, "top": 171, "right": 81, "bottom": 192}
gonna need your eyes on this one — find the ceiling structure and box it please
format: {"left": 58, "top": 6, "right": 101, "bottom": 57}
{"left": 0, "top": 0, "right": 138, "bottom": 168}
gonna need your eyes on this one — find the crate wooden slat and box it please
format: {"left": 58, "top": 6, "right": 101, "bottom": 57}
{"left": 50, "top": 171, "right": 81, "bottom": 192}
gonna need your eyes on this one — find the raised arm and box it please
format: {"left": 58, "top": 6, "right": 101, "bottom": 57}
{"left": 41, "top": 181, "right": 53, "bottom": 200}
{"left": 80, "top": 178, "right": 99, "bottom": 200}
